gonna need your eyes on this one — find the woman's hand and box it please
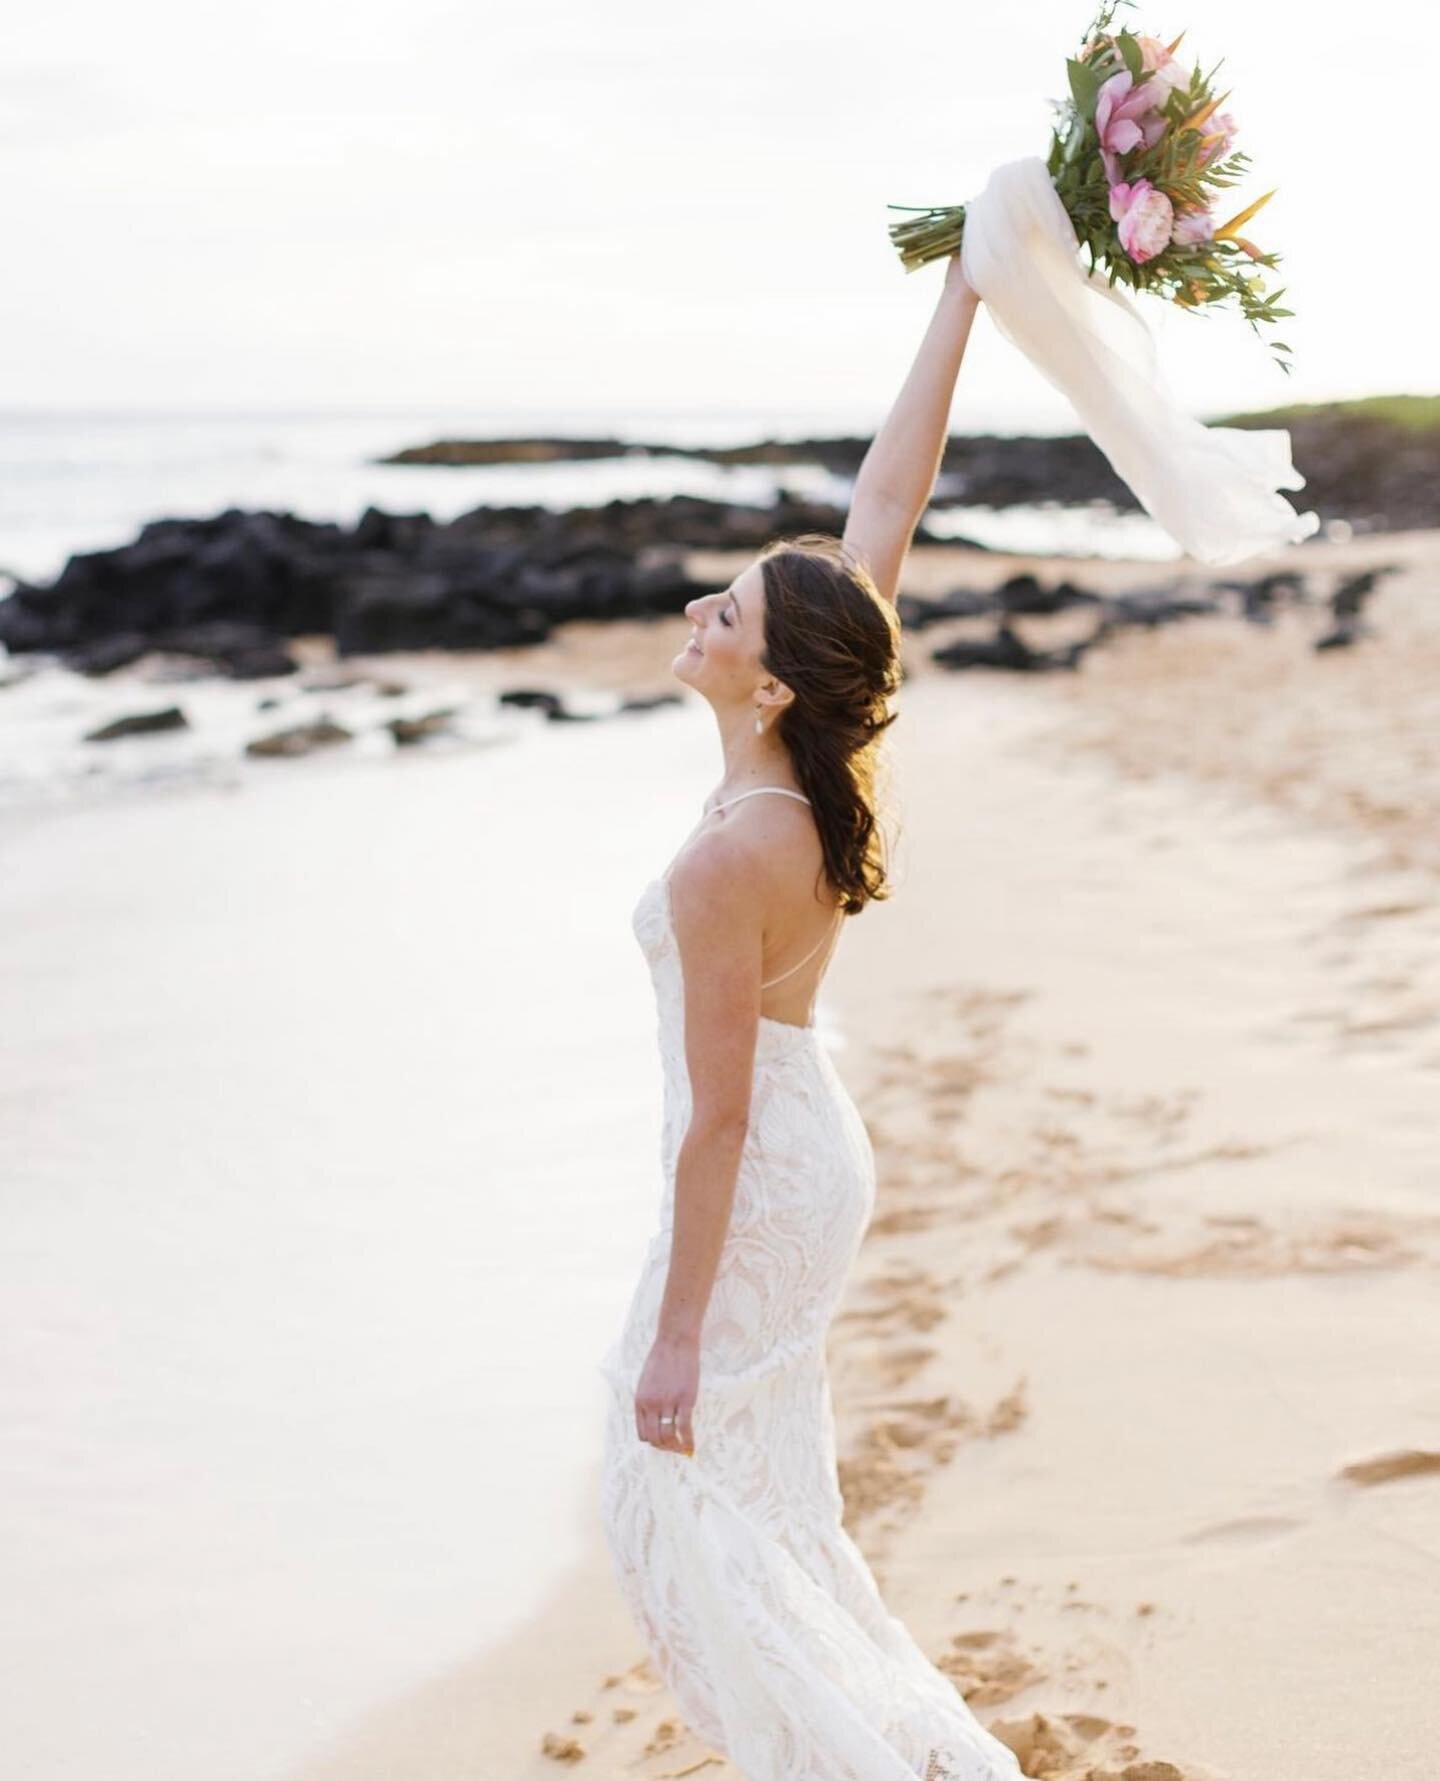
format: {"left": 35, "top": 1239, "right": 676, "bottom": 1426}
{"left": 944, "top": 250, "right": 980, "bottom": 306}
{"left": 635, "top": 1332, "right": 699, "bottom": 1457}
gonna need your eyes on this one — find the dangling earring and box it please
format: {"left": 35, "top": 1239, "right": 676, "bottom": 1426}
{"left": 754, "top": 707, "right": 764, "bottom": 734}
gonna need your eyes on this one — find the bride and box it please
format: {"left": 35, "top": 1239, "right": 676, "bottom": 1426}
{"left": 598, "top": 252, "right": 1024, "bottom": 1780}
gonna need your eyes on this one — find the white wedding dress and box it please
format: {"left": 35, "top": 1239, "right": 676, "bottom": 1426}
{"left": 597, "top": 789, "right": 1025, "bottom": 1780}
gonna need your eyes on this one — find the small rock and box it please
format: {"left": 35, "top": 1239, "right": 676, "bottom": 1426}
{"left": 385, "top": 707, "right": 463, "bottom": 745}
{"left": 84, "top": 707, "right": 189, "bottom": 742}
{"left": 245, "top": 718, "right": 353, "bottom": 758}
{"left": 617, "top": 692, "right": 685, "bottom": 714}
{"left": 1314, "top": 621, "right": 1371, "bottom": 652}
{"left": 932, "top": 620, "right": 1095, "bottom": 673}
{"left": 222, "top": 646, "right": 299, "bottom": 680}
{"left": 499, "top": 688, "right": 565, "bottom": 717}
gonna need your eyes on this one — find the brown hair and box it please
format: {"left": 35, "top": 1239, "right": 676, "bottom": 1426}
{"left": 755, "top": 532, "right": 903, "bottom": 916}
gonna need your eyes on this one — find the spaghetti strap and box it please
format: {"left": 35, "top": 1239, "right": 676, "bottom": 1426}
{"left": 711, "top": 786, "right": 811, "bottom": 811}
{"left": 759, "top": 905, "right": 844, "bottom": 990}
{"left": 660, "top": 781, "right": 842, "bottom": 997}
{"left": 661, "top": 787, "right": 812, "bottom": 884}
{"left": 709, "top": 787, "right": 838, "bottom": 991}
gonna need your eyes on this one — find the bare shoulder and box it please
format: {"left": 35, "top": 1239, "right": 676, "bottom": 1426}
{"left": 715, "top": 793, "right": 829, "bottom": 911}
{"left": 667, "top": 822, "right": 763, "bottom": 918}
{"left": 669, "top": 796, "right": 818, "bottom": 919}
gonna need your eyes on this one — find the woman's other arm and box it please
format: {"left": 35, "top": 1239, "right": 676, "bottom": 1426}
{"left": 633, "top": 834, "right": 765, "bottom": 1457}
{"left": 843, "top": 255, "right": 982, "bottom": 607}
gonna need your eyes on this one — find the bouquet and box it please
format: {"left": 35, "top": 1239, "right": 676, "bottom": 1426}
{"left": 888, "top": 0, "right": 1294, "bottom": 374}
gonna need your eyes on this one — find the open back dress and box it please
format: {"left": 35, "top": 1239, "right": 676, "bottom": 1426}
{"left": 597, "top": 788, "right": 1025, "bottom": 1780}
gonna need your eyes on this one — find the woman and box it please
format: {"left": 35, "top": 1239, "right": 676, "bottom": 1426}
{"left": 598, "top": 253, "right": 1022, "bottom": 1780}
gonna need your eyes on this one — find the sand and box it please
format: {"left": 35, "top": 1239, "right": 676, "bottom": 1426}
{"left": 291, "top": 529, "right": 1440, "bottom": 1781}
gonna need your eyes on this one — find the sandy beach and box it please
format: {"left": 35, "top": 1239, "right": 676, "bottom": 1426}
{"left": 267, "top": 527, "right": 1440, "bottom": 1781}
{"left": 9, "top": 0, "right": 1439, "bottom": 1769}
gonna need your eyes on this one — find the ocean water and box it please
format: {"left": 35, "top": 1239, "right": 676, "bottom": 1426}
{"left": 1, "top": 690, "right": 824, "bottom": 1781}
{"left": 0, "top": 405, "right": 1167, "bottom": 1780}
{"left": 0, "top": 404, "right": 1187, "bottom": 815}
{"left": 0, "top": 403, "right": 1182, "bottom": 594}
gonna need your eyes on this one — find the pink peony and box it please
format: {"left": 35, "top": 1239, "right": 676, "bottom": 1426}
{"left": 1095, "top": 69, "right": 1168, "bottom": 184}
{"left": 1136, "top": 34, "right": 1192, "bottom": 102}
{"left": 1108, "top": 178, "right": 1175, "bottom": 264}
{"left": 1197, "top": 110, "right": 1239, "bottom": 167}
{"left": 1170, "top": 205, "right": 1214, "bottom": 246}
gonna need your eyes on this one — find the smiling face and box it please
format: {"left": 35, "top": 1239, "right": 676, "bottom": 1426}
{"left": 674, "top": 560, "right": 775, "bottom": 706}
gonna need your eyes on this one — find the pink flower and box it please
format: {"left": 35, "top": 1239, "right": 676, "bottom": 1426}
{"left": 1197, "top": 110, "right": 1238, "bottom": 167}
{"left": 1095, "top": 69, "right": 1169, "bottom": 184}
{"left": 1108, "top": 178, "right": 1175, "bottom": 264}
{"left": 1170, "top": 205, "right": 1214, "bottom": 246}
{"left": 1136, "top": 34, "right": 1192, "bottom": 103}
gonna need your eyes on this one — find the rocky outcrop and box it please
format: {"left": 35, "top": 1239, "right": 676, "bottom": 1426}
{"left": 0, "top": 493, "right": 884, "bottom": 668}
{"left": 83, "top": 706, "right": 189, "bottom": 742}
{"left": 915, "top": 564, "right": 1404, "bottom": 672}
{"left": 378, "top": 404, "right": 1440, "bottom": 533}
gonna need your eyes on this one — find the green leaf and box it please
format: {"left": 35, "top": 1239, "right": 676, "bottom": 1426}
{"left": 1117, "top": 30, "right": 1143, "bottom": 79}
{"left": 1067, "top": 56, "right": 1101, "bottom": 120}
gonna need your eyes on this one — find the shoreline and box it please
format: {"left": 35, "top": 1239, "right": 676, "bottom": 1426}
{"left": 289, "top": 529, "right": 1440, "bottom": 1780}
{"left": 8, "top": 526, "right": 1424, "bottom": 822}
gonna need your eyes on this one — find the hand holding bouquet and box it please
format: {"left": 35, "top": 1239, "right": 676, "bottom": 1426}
{"left": 890, "top": 0, "right": 1293, "bottom": 375}
{"left": 882, "top": 0, "right": 1317, "bottom": 566}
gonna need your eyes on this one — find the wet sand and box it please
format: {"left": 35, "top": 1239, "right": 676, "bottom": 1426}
{"left": 291, "top": 529, "right": 1440, "bottom": 1781}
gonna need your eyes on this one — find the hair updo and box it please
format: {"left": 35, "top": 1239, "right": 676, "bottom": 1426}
{"left": 754, "top": 532, "right": 903, "bottom": 916}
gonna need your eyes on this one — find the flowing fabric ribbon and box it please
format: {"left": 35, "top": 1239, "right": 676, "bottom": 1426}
{"left": 959, "top": 155, "right": 1321, "bottom": 567}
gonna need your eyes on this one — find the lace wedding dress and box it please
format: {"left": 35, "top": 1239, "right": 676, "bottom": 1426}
{"left": 597, "top": 789, "right": 1025, "bottom": 1780}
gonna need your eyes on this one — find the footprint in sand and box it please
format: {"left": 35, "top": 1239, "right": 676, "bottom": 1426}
{"left": 1336, "top": 1448, "right": 1440, "bottom": 1487}
{"left": 1181, "top": 1513, "right": 1304, "bottom": 1547}
{"left": 869, "top": 1202, "right": 940, "bottom": 1237}
{"left": 1335, "top": 900, "right": 1429, "bottom": 926}
{"left": 936, "top": 1626, "right": 1044, "bottom": 1707}
{"left": 1336, "top": 1004, "right": 1440, "bottom": 1042}
{"left": 987, "top": 1707, "right": 1195, "bottom": 1780}
{"left": 837, "top": 1379, "right": 1027, "bottom": 1541}
{"left": 834, "top": 1265, "right": 951, "bottom": 1338}
{"left": 1081, "top": 1206, "right": 1438, "bottom": 1278}
{"left": 874, "top": 1342, "right": 941, "bottom": 1389}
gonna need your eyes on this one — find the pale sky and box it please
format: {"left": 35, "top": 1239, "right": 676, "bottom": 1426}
{"left": 7, "top": 0, "right": 1438, "bottom": 427}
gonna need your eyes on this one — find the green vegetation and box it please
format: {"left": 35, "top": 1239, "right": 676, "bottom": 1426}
{"left": 1210, "top": 394, "right": 1440, "bottom": 432}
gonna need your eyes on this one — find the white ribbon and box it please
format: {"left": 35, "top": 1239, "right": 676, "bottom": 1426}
{"left": 959, "top": 155, "right": 1321, "bottom": 567}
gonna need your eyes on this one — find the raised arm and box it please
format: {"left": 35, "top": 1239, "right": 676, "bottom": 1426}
{"left": 843, "top": 255, "right": 982, "bottom": 606}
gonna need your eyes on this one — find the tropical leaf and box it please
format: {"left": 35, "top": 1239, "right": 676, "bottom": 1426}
{"left": 1067, "top": 56, "right": 1101, "bottom": 119}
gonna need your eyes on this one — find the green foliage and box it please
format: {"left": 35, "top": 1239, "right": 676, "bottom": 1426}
{"left": 1067, "top": 56, "right": 1101, "bottom": 121}
{"left": 886, "top": 4, "right": 1297, "bottom": 375}
{"left": 1212, "top": 395, "right": 1440, "bottom": 431}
